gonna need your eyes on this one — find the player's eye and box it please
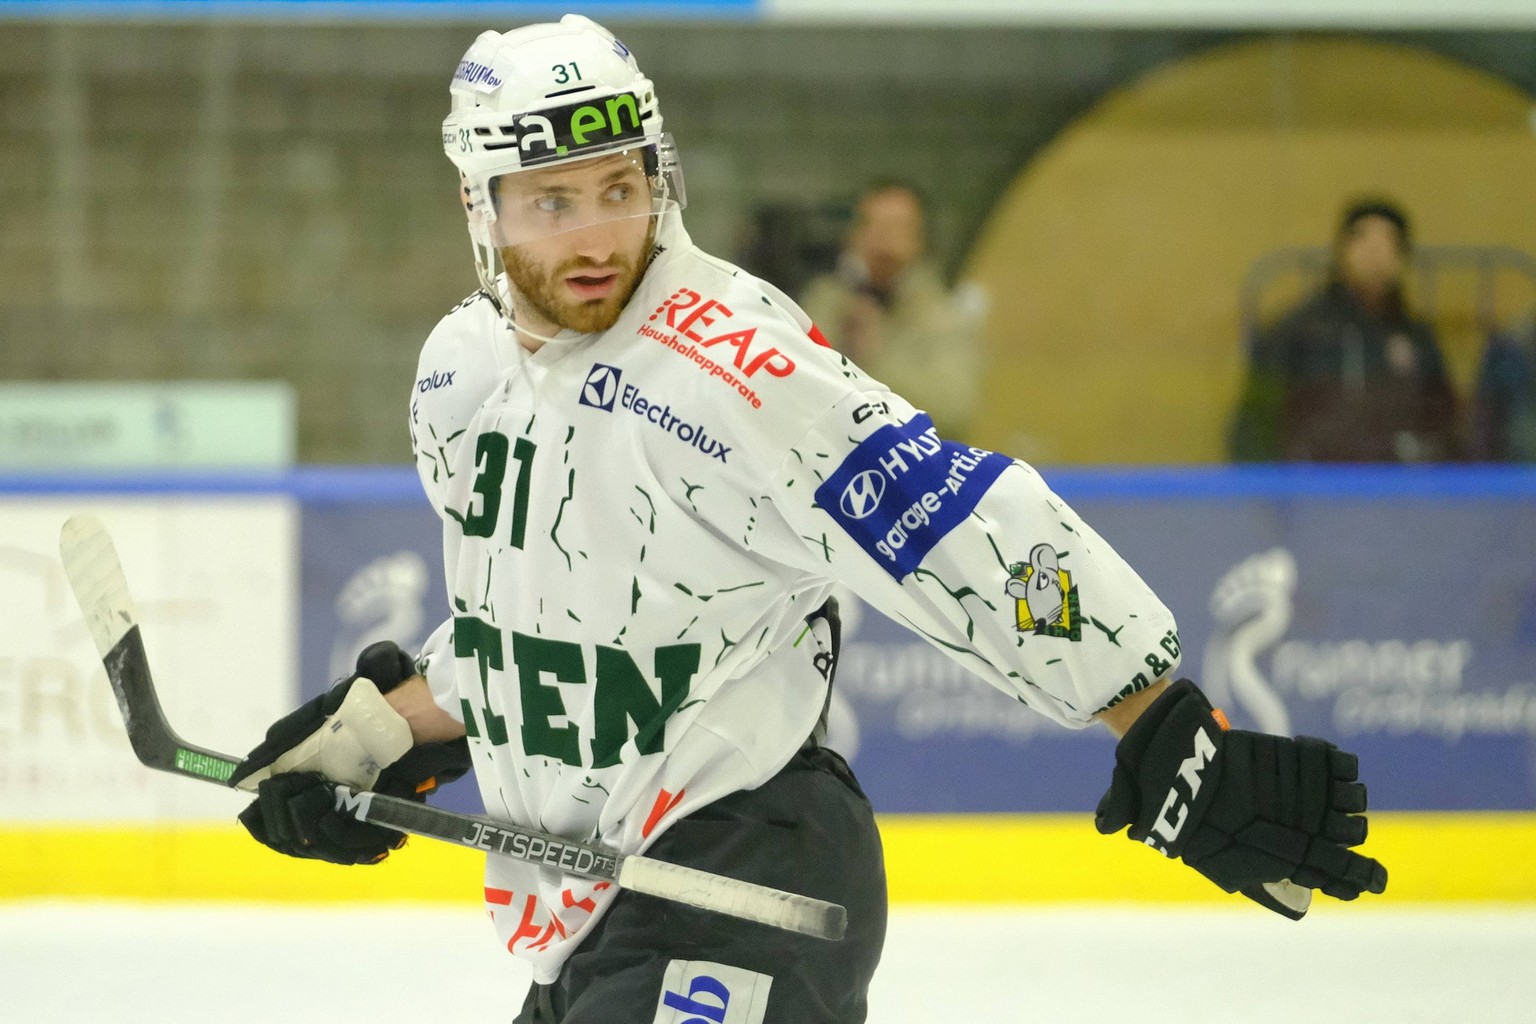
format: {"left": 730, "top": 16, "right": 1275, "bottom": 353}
{"left": 533, "top": 194, "right": 570, "bottom": 215}
{"left": 602, "top": 182, "right": 634, "bottom": 204}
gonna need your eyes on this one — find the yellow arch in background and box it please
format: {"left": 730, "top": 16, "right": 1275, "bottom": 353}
{"left": 964, "top": 37, "right": 1536, "bottom": 464}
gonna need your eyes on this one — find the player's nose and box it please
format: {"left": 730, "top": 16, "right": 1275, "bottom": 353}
{"left": 567, "top": 219, "right": 625, "bottom": 262}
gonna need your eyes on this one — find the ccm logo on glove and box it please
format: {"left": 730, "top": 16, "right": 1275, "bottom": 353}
{"left": 1147, "top": 726, "right": 1217, "bottom": 851}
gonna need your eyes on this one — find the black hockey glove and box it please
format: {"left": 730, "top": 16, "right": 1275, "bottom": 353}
{"left": 231, "top": 641, "right": 471, "bottom": 866}
{"left": 1094, "top": 679, "right": 1387, "bottom": 917}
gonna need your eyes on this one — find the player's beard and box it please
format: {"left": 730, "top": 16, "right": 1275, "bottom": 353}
{"left": 501, "top": 219, "right": 656, "bottom": 335}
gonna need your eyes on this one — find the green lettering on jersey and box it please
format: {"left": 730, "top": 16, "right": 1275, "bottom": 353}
{"left": 513, "top": 633, "right": 584, "bottom": 765}
{"left": 453, "top": 621, "right": 706, "bottom": 768}
{"left": 454, "top": 615, "right": 509, "bottom": 744}
{"left": 589, "top": 643, "right": 701, "bottom": 769}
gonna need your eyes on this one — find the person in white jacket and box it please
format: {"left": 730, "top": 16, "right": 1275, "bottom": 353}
{"left": 231, "top": 15, "right": 1387, "bottom": 1024}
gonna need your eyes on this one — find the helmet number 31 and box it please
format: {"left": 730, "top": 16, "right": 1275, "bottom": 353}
{"left": 552, "top": 62, "right": 582, "bottom": 84}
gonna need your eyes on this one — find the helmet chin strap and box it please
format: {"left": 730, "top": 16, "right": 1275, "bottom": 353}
{"left": 506, "top": 310, "right": 575, "bottom": 350}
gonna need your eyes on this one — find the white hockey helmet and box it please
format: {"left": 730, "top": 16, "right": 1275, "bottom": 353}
{"left": 442, "top": 17, "right": 684, "bottom": 270}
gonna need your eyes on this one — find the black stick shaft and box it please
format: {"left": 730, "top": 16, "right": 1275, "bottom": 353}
{"left": 331, "top": 787, "right": 623, "bottom": 882}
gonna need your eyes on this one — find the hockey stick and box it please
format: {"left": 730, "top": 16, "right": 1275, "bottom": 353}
{"left": 59, "top": 514, "right": 846, "bottom": 942}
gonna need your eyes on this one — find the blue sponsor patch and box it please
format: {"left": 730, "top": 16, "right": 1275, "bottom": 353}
{"left": 815, "top": 414, "right": 1011, "bottom": 580}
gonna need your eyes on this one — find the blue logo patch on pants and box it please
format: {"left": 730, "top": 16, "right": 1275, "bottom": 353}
{"left": 652, "top": 960, "right": 771, "bottom": 1024}
{"left": 815, "top": 414, "right": 1011, "bottom": 580}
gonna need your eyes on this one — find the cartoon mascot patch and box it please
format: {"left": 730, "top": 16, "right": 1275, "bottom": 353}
{"left": 1006, "top": 543, "right": 1082, "bottom": 641}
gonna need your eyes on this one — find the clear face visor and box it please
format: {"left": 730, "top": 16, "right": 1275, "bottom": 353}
{"left": 482, "top": 137, "right": 685, "bottom": 249}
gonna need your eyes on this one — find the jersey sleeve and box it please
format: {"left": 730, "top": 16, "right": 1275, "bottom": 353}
{"left": 406, "top": 294, "right": 502, "bottom": 726}
{"left": 762, "top": 391, "right": 1182, "bottom": 728}
{"left": 410, "top": 292, "right": 504, "bottom": 520}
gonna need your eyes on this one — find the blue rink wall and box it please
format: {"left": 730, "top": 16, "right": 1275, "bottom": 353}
{"left": 5, "top": 465, "right": 1536, "bottom": 904}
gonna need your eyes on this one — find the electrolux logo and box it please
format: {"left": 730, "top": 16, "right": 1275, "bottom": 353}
{"left": 580, "top": 363, "right": 623, "bottom": 411}
{"left": 578, "top": 364, "right": 732, "bottom": 463}
{"left": 416, "top": 369, "right": 457, "bottom": 394}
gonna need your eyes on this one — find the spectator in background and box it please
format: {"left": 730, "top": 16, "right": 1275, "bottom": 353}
{"left": 799, "top": 180, "right": 987, "bottom": 440}
{"left": 1228, "top": 199, "right": 1461, "bottom": 462}
{"left": 1469, "top": 320, "right": 1536, "bottom": 461}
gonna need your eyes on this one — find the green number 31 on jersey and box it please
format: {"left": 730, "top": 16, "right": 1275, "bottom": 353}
{"left": 461, "top": 431, "right": 537, "bottom": 547}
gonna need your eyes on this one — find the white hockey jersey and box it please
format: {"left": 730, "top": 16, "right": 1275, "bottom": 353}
{"left": 409, "top": 214, "right": 1180, "bottom": 981}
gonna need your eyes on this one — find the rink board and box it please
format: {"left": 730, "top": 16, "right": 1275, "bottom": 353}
{"left": 4, "top": 468, "right": 1536, "bottom": 902}
{"left": 2, "top": 813, "right": 1532, "bottom": 903}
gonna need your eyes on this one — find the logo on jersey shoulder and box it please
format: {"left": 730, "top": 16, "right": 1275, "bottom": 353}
{"left": 815, "top": 414, "right": 1011, "bottom": 580}
{"left": 653, "top": 960, "right": 772, "bottom": 1024}
{"left": 1005, "top": 542, "right": 1082, "bottom": 641}
{"left": 577, "top": 363, "right": 731, "bottom": 463}
{"left": 580, "top": 363, "right": 623, "bottom": 411}
{"left": 852, "top": 399, "right": 890, "bottom": 424}
{"left": 416, "top": 369, "right": 457, "bottom": 394}
{"left": 637, "top": 287, "right": 798, "bottom": 410}
{"left": 839, "top": 471, "right": 886, "bottom": 520}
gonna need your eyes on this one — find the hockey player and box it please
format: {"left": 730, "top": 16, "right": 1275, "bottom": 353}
{"left": 232, "top": 15, "right": 1387, "bottom": 1023}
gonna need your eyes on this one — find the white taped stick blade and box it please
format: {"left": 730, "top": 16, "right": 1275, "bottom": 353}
{"left": 59, "top": 514, "right": 140, "bottom": 658}
{"left": 616, "top": 855, "right": 847, "bottom": 941}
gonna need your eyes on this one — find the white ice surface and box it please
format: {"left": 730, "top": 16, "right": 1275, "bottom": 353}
{"left": 3, "top": 902, "right": 1533, "bottom": 1023}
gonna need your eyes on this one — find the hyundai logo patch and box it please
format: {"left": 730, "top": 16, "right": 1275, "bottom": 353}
{"left": 839, "top": 470, "right": 887, "bottom": 520}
